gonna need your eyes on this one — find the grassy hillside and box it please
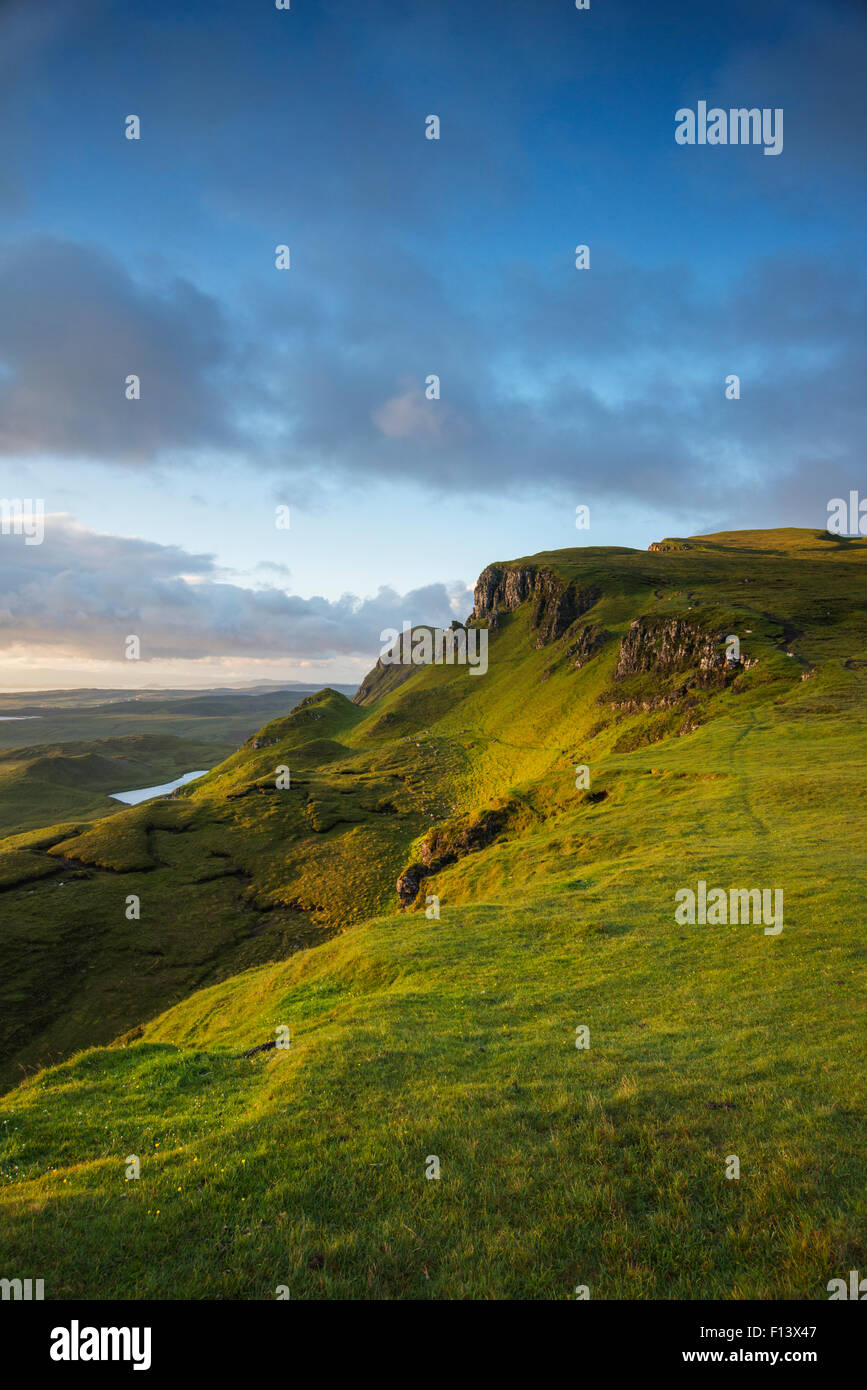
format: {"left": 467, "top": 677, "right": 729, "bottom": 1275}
{"left": 0, "top": 529, "right": 865, "bottom": 1297}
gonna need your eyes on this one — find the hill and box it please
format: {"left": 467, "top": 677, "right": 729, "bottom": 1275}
{"left": 0, "top": 529, "right": 865, "bottom": 1297}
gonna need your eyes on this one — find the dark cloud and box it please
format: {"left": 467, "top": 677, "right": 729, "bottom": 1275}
{"left": 715, "top": 1, "right": 867, "bottom": 179}
{"left": 0, "top": 239, "right": 239, "bottom": 460}
{"left": 243, "top": 248, "right": 867, "bottom": 516}
{"left": 0, "top": 0, "right": 106, "bottom": 212}
{"left": 0, "top": 230, "right": 863, "bottom": 530}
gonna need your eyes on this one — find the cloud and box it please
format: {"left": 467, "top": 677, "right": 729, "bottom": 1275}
{"left": 247, "top": 248, "right": 867, "bottom": 516}
{"left": 0, "top": 239, "right": 240, "bottom": 461}
{"left": 0, "top": 0, "right": 105, "bottom": 212}
{"left": 372, "top": 385, "right": 447, "bottom": 440}
{"left": 0, "top": 515, "right": 472, "bottom": 664}
{"left": 714, "top": 2, "right": 867, "bottom": 179}
{"left": 1, "top": 230, "right": 864, "bottom": 532}
{"left": 0, "top": 0, "right": 864, "bottom": 532}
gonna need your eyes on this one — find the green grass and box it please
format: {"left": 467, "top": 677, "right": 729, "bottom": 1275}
{"left": 0, "top": 529, "right": 865, "bottom": 1298}
{"left": 0, "top": 859, "right": 862, "bottom": 1298}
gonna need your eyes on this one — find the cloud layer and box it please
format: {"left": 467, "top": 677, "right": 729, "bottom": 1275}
{"left": 1, "top": 235, "right": 863, "bottom": 520}
{"left": 0, "top": 516, "right": 471, "bottom": 664}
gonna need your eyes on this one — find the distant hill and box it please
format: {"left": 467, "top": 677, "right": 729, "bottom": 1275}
{"left": 0, "top": 685, "right": 357, "bottom": 755}
{"left": 0, "top": 682, "right": 359, "bottom": 711}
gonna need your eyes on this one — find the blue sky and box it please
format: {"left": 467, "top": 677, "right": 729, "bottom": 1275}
{"left": 1, "top": 0, "right": 864, "bottom": 687}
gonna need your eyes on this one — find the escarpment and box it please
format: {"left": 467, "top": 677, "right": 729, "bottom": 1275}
{"left": 354, "top": 624, "right": 470, "bottom": 706}
{"left": 565, "top": 623, "right": 610, "bottom": 668}
{"left": 470, "top": 564, "right": 600, "bottom": 647}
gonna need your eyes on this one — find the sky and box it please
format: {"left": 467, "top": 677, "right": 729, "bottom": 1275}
{"left": 0, "top": 0, "right": 864, "bottom": 689}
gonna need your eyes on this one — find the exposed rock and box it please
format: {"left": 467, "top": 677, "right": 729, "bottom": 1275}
{"left": 472, "top": 564, "right": 533, "bottom": 616}
{"left": 614, "top": 618, "right": 736, "bottom": 685}
{"left": 396, "top": 802, "right": 520, "bottom": 907}
{"left": 396, "top": 863, "right": 425, "bottom": 905}
{"left": 240, "top": 1040, "right": 277, "bottom": 1059}
{"left": 354, "top": 653, "right": 416, "bottom": 706}
{"left": 470, "top": 564, "right": 599, "bottom": 647}
{"left": 354, "top": 624, "right": 472, "bottom": 706}
{"left": 609, "top": 689, "right": 697, "bottom": 714}
{"left": 419, "top": 804, "right": 512, "bottom": 872}
{"left": 530, "top": 571, "right": 595, "bottom": 645}
{"left": 564, "top": 623, "right": 610, "bottom": 668}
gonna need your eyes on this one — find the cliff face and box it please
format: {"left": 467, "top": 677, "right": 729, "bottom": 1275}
{"left": 354, "top": 623, "right": 468, "bottom": 706}
{"left": 358, "top": 550, "right": 759, "bottom": 708}
{"left": 614, "top": 618, "right": 735, "bottom": 684}
{"left": 565, "top": 622, "right": 609, "bottom": 668}
{"left": 470, "top": 564, "right": 600, "bottom": 647}
{"left": 471, "top": 564, "right": 534, "bottom": 616}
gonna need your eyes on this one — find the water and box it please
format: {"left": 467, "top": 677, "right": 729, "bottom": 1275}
{"left": 0, "top": 715, "right": 42, "bottom": 721}
{"left": 109, "top": 770, "right": 209, "bottom": 805}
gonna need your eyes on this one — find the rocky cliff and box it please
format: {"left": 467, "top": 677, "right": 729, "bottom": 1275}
{"left": 470, "top": 564, "right": 600, "bottom": 647}
{"left": 614, "top": 617, "right": 740, "bottom": 687}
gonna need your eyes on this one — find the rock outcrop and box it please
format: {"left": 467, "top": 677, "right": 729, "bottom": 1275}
{"left": 419, "top": 804, "right": 512, "bottom": 872}
{"left": 354, "top": 654, "right": 416, "bottom": 706}
{"left": 396, "top": 801, "right": 521, "bottom": 907}
{"left": 614, "top": 618, "right": 736, "bottom": 685}
{"left": 396, "top": 863, "right": 425, "bottom": 906}
{"left": 470, "top": 565, "right": 600, "bottom": 648}
{"left": 354, "top": 623, "right": 469, "bottom": 706}
{"left": 647, "top": 539, "right": 693, "bottom": 552}
{"left": 564, "top": 623, "right": 610, "bottom": 668}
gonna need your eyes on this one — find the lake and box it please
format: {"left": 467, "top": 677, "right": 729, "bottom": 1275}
{"left": 109, "top": 770, "right": 209, "bottom": 805}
